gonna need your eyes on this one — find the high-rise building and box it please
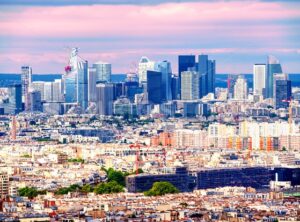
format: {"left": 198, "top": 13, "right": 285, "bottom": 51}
{"left": 171, "top": 75, "right": 180, "bottom": 100}
{"left": 234, "top": 75, "right": 248, "bottom": 100}
{"left": 31, "top": 81, "right": 45, "bottom": 100}
{"left": 88, "top": 67, "right": 97, "bottom": 102}
{"left": 147, "top": 70, "right": 162, "bottom": 104}
{"left": 29, "top": 90, "right": 42, "bottom": 112}
{"left": 43, "top": 82, "right": 53, "bottom": 102}
{"left": 92, "top": 61, "right": 111, "bottom": 82}
{"left": 32, "top": 79, "right": 63, "bottom": 103}
{"left": 96, "top": 83, "right": 114, "bottom": 115}
{"left": 0, "top": 84, "right": 22, "bottom": 114}
{"left": 138, "top": 56, "right": 156, "bottom": 84}
{"left": 273, "top": 73, "right": 291, "bottom": 109}
{"left": 181, "top": 71, "right": 200, "bottom": 100}
{"left": 253, "top": 64, "right": 267, "bottom": 97}
{"left": 77, "top": 61, "right": 88, "bottom": 110}
{"left": 266, "top": 55, "right": 282, "bottom": 98}
{"left": 52, "top": 79, "right": 64, "bottom": 102}
{"left": 198, "top": 55, "right": 216, "bottom": 98}
{"left": 64, "top": 48, "right": 88, "bottom": 110}
{"left": 155, "top": 61, "right": 172, "bottom": 101}
{"left": 124, "top": 81, "right": 142, "bottom": 102}
{"left": 21, "top": 65, "right": 32, "bottom": 111}
{"left": 178, "top": 55, "right": 196, "bottom": 97}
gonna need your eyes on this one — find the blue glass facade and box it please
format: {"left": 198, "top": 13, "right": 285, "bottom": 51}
{"left": 275, "top": 80, "right": 291, "bottom": 109}
{"left": 178, "top": 55, "right": 196, "bottom": 98}
{"left": 198, "top": 55, "right": 216, "bottom": 98}
{"left": 267, "top": 63, "right": 282, "bottom": 98}
{"left": 77, "top": 61, "right": 88, "bottom": 110}
{"left": 147, "top": 70, "right": 162, "bottom": 104}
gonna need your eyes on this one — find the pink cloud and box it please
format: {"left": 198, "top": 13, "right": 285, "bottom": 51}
{"left": 0, "top": 1, "right": 299, "bottom": 38}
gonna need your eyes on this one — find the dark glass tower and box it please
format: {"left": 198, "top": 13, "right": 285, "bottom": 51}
{"left": 198, "top": 55, "right": 216, "bottom": 98}
{"left": 147, "top": 70, "right": 162, "bottom": 104}
{"left": 274, "top": 74, "right": 291, "bottom": 109}
{"left": 178, "top": 55, "right": 196, "bottom": 98}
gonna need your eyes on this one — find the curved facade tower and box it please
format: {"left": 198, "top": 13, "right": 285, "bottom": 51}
{"left": 64, "top": 48, "right": 88, "bottom": 110}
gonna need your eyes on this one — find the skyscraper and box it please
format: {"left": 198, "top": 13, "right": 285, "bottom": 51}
{"left": 21, "top": 65, "right": 32, "bottom": 111}
{"left": 96, "top": 83, "right": 114, "bottom": 115}
{"left": 138, "top": 56, "right": 155, "bottom": 84}
{"left": 198, "top": 55, "right": 216, "bottom": 98}
{"left": 52, "top": 79, "right": 64, "bottom": 102}
{"left": 1, "top": 84, "right": 22, "bottom": 114}
{"left": 155, "top": 61, "right": 172, "bottom": 101}
{"left": 88, "top": 67, "right": 97, "bottom": 102}
{"left": 273, "top": 73, "right": 291, "bottom": 109}
{"left": 234, "top": 75, "right": 248, "bottom": 100}
{"left": 92, "top": 61, "right": 111, "bottom": 82}
{"left": 147, "top": 70, "right": 162, "bottom": 104}
{"left": 207, "top": 59, "right": 216, "bottom": 94}
{"left": 181, "top": 71, "right": 200, "bottom": 100}
{"left": 178, "top": 55, "right": 196, "bottom": 98}
{"left": 266, "top": 55, "right": 282, "bottom": 98}
{"left": 64, "top": 48, "right": 88, "bottom": 110}
{"left": 253, "top": 64, "right": 266, "bottom": 97}
{"left": 171, "top": 75, "right": 180, "bottom": 100}
{"left": 29, "top": 90, "right": 42, "bottom": 112}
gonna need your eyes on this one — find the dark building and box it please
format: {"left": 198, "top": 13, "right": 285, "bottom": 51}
{"left": 171, "top": 75, "right": 180, "bottom": 100}
{"left": 126, "top": 166, "right": 300, "bottom": 193}
{"left": 113, "top": 82, "right": 124, "bottom": 100}
{"left": 183, "top": 102, "right": 199, "bottom": 117}
{"left": 178, "top": 55, "right": 196, "bottom": 97}
{"left": 124, "top": 81, "right": 143, "bottom": 102}
{"left": 198, "top": 55, "right": 216, "bottom": 98}
{"left": 29, "top": 90, "right": 42, "bottom": 112}
{"left": 147, "top": 70, "right": 162, "bottom": 104}
{"left": 126, "top": 167, "right": 189, "bottom": 192}
{"left": 273, "top": 167, "right": 300, "bottom": 186}
{"left": 274, "top": 79, "right": 291, "bottom": 109}
{"left": 96, "top": 83, "right": 114, "bottom": 115}
{"left": 196, "top": 167, "right": 273, "bottom": 190}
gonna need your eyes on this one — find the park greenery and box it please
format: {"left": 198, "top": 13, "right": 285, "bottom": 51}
{"left": 18, "top": 187, "right": 46, "bottom": 199}
{"left": 94, "top": 181, "right": 124, "bottom": 194}
{"left": 19, "top": 168, "right": 146, "bottom": 197}
{"left": 144, "top": 181, "right": 179, "bottom": 196}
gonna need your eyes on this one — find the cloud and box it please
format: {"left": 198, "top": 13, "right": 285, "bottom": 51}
{"left": 0, "top": 0, "right": 299, "bottom": 73}
{"left": 0, "top": 0, "right": 299, "bottom": 6}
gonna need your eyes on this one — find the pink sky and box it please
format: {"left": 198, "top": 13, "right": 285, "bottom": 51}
{"left": 0, "top": 0, "right": 299, "bottom": 73}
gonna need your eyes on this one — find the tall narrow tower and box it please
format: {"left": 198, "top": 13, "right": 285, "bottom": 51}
{"left": 21, "top": 66, "right": 32, "bottom": 111}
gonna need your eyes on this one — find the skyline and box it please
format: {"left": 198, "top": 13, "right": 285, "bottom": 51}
{"left": 0, "top": 0, "right": 300, "bottom": 74}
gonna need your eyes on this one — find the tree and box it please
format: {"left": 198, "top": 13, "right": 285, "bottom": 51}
{"left": 94, "top": 181, "right": 124, "bottom": 194}
{"left": 18, "top": 187, "right": 39, "bottom": 199}
{"left": 55, "top": 184, "right": 81, "bottom": 195}
{"left": 107, "top": 168, "right": 126, "bottom": 186}
{"left": 144, "top": 182, "right": 179, "bottom": 196}
{"left": 81, "top": 184, "right": 93, "bottom": 193}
